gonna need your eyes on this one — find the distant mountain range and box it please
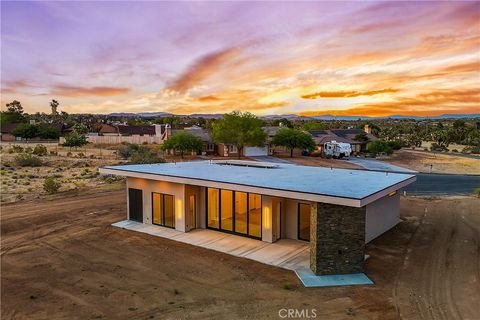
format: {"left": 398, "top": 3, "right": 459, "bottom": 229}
{"left": 106, "top": 112, "right": 480, "bottom": 120}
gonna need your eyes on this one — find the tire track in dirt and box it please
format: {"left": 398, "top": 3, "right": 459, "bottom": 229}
{"left": 395, "top": 199, "right": 479, "bottom": 320}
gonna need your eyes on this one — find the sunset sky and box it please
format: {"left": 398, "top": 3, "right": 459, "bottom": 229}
{"left": 1, "top": 1, "right": 479, "bottom": 116}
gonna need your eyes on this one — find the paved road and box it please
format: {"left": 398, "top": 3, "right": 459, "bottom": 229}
{"left": 404, "top": 173, "right": 480, "bottom": 196}
{"left": 347, "top": 158, "right": 417, "bottom": 173}
{"left": 253, "top": 155, "right": 479, "bottom": 196}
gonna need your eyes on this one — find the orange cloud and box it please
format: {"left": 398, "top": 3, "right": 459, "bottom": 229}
{"left": 301, "top": 88, "right": 399, "bottom": 99}
{"left": 50, "top": 85, "right": 130, "bottom": 97}
{"left": 440, "top": 61, "right": 480, "bottom": 73}
{"left": 167, "top": 47, "right": 241, "bottom": 93}
{"left": 300, "top": 88, "right": 479, "bottom": 117}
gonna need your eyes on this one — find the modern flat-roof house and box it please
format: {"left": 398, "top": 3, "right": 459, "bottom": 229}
{"left": 100, "top": 160, "right": 415, "bottom": 276}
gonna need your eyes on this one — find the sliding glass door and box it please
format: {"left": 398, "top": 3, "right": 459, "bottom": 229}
{"left": 207, "top": 188, "right": 262, "bottom": 239}
{"left": 221, "top": 190, "right": 233, "bottom": 231}
{"left": 234, "top": 192, "right": 248, "bottom": 234}
{"left": 152, "top": 193, "right": 175, "bottom": 228}
{"left": 248, "top": 193, "right": 262, "bottom": 238}
{"left": 207, "top": 188, "right": 219, "bottom": 229}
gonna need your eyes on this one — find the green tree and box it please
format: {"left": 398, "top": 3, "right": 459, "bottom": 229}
{"left": 353, "top": 132, "right": 369, "bottom": 142}
{"left": 272, "top": 128, "right": 316, "bottom": 157}
{"left": 272, "top": 118, "right": 293, "bottom": 128}
{"left": 300, "top": 121, "right": 326, "bottom": 131}
{"left": 11, "top": 123, "right": 38, "bottom": 140}
{"left": 72, "top": 123, "right": 89, "bottom": 134}
{"left": 212, "top": 111, "right": 266, "bottom": 158}
{"left": 63, "top": 131, "right": 88, "bottom": 148}
{"left": 1, "top": 100, "right": 26, "bottom": 124}
{"left": 367, "top": 140, "right": 393, "bottom": 156}
{"left": 50, "top": 99, "right": 59, "bottom": 115}
{"left": 37, "top": 124, "right": 60, "bottom": 139}
{"left": 161, "top": 131, "right": 204, "bottom": 158}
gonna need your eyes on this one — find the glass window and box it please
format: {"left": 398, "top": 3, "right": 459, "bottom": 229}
{"left": 248, "top": 193, "right": 262, "bottom": 238}
{"left": 298, "top": 203, "right": 310, "bottom": 241}
{"left": 207, "top": 188, "right": 219, "bottom": 229}
{"left": 164, "top": 194, "right": 174, "bottom": 228}
{"left": 221, "top": 190, "right": 233, "bottom": 231}
{"left": 235, "top": 192, "right": 248, "bottom": 234}
{"left": 152, "top": 193, "right": 175, "bottom": 228}
{"left": 189, "top": 195, "right": 196, "bottom": 229}
{"left": 152, "top": 193, "right": 163, "bottom": 225}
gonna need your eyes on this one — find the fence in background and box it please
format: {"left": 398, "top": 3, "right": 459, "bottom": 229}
{"left": 59, "top": 135, "right": 166, "bottom": 145}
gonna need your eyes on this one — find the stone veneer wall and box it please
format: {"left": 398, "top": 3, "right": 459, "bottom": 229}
{"left": 310, "top": 202, "right": 366, "bottom": 275}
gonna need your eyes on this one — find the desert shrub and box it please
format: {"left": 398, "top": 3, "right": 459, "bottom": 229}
{"left": 430, "top": 143, "right": 448, "bottom": 152}
{"left": 43, "top": 177, "right": 61, "bottom": 194}
{"left": 27, "top": 174, "right": 36, "bottom": 179}
{"left": 118, "top": 144, "right": 141, "bottom": 159}
{"left": 32, "top": 144, "right": 48, "bottom": 156}
{"left": 15, "top": 153, "right": 42, "bottom": 167}
{"left": 49, "top": 151, "right": 57, "bottom": 155}
{"left": 9, "top": 145, "right": 24, "bottom": 153}
{"left": 62, "top": 132, "right": 88, "bottom": 148}
{"left": 475, "top": 187, "right": 480, "bottom": 197}
{"left": 66, "top": 151, "right": 73, "bottom": 157}
{"left": 367, "top": 140, "right": 393, "bottom": 156}
{"left": 53, "top": 174, "right": 63, "bottom": 178}
{"left": 462, "top": 146, "right": 480, "bottom": 154}
{"left": 24, "top": 147, "right": 33, "bottom": 153}
{"left": 0, "top": 170, "right": 5, "bottom": 175}
{"left": 76, "top": 152, "right": 85, "bottom": 158}
{"left": 24, "top": 181, "right": 30, "bottom": 185}
{"left": 386, "top": 140, "right": 402, "bottom": 150}
{"left": 130, "top": 150, "right": 166, "bottom": 164}
{"left": 451, "top": 149, "right": 459, "bottom": 153}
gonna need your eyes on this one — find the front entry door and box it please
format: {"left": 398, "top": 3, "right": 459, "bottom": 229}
{"left": 128, "top": 188, "right": 143, "bottom": 222}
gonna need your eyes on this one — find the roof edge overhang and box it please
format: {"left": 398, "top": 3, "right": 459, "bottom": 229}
{"left": 99, "top": 167, "right": 416, "bottom": 208}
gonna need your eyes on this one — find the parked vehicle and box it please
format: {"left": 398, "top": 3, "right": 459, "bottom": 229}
{"left": 323, "top": 141, "right": 352, "bottom": 158}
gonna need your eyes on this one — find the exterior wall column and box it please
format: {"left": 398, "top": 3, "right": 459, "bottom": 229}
{"left": 310, "top": 202, "right": 366, "bottom": 275}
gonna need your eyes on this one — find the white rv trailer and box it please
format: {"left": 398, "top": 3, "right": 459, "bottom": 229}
{"left": 323, "top": 141, "right": 352, "bottom": 158}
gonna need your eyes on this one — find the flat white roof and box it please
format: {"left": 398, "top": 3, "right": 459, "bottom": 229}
{"left": 100, "top": 161, "right": 416, "bottom": 207}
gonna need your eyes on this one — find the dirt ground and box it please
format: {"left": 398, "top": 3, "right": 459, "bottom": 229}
{"left": 380, "top": 149, "right": 480, "bottom": 174}
{"left": 1, "top": 188, "right": 478, "bottom": 319}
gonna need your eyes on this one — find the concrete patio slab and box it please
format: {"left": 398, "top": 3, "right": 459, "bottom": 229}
{"left": 112, "top": 220, "right": 309, "bottom": 272}
{"left": 294, "top": 267, "right": 374, "bottom": 287}
{"left": 112, "top": 220, "right": 373, "bottom": 287}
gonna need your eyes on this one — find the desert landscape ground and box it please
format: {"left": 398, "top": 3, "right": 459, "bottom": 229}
{"left": 380, "top": 149, "right": 480, "bottom": 175}
{"left": 1, "top": 186, "right": 478, "bottom": 320}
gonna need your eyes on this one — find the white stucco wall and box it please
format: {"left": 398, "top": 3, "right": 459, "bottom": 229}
{"left": 365, "top": 192, "right": 400, "bottom": 243}
{"left": 127, "top": 177, "right": 186, "bottom": 232}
